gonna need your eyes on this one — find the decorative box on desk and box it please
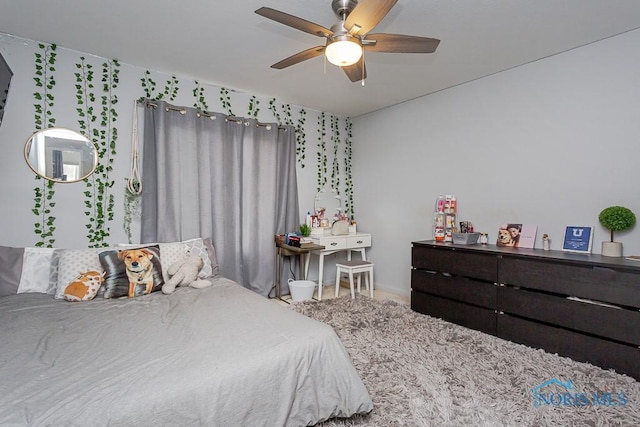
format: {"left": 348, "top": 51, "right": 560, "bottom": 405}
{"left": 310, "top": 227, "right": 332, "bottom": 237}
{"left": 452, "top": 232, "right": 480, "bottom": 245}
{"left": 310, "top": 232, "right": 372, "bottom": 300}
{"left": 410, "top": 240, "right": 640, "bottom": 380}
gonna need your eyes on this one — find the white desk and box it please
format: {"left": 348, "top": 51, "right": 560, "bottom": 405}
{"left": 310, "top": 232, "right": 372, "bottom": 300}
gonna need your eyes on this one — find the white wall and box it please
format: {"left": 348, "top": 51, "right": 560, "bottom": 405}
{"left": 0, "top": 34, "right": 342, "bottom": 251}
{"left": 353, "top": 29, "right": 640, "bottom": 297}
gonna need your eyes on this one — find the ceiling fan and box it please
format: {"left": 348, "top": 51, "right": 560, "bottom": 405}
{"left": 255, "top": 0, "right": 440, "bottom": 82}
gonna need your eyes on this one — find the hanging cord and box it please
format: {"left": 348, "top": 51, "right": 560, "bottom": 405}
{"left": 127, "top": 100, "right": 142, "bottom": 195}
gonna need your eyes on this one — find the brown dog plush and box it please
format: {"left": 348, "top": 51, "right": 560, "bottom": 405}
{"left": 118, "top": 248, "right": 156, "bottom": 297}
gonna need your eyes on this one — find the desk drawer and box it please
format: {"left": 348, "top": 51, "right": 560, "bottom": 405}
{"left": 314, "top": 236, "right": 347, "bottom": 250}
{"left": 347, "top": 234, "right": 371, "bottom": 248}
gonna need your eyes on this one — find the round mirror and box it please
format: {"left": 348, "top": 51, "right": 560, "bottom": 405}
{"left": 24, "top": 128, "right": 98, "bottom": 183}
{"left": 314, "top": 187, "right": 342, "bottom": 226}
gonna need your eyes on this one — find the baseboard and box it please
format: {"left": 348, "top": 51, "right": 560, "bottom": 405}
{"left": 374, "top": 282, "right": 410, "bottom": 299}
{"left": 325, "top": 278, "right": 410, "bottom": 300}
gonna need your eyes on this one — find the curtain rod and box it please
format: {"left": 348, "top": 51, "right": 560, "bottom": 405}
{"left": 143, "top": 102, "right": 287, "bottom": 130}
{"left": 225, "top": 116, "right": 287, "bottom": 131}
{"left": 257, "top": 122, "right": 288, "bottom": 131}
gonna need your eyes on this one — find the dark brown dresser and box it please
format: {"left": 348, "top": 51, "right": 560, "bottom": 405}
{"left": 411, "top": 240, "right": 640, "bottom": 380}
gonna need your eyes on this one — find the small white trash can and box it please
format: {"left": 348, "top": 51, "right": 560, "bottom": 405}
{"left": 288, "top": 279, "right": 315, "bottom": 301}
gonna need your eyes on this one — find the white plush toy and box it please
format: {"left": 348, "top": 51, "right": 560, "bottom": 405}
{"left": 162, "top": 255, "right": 212, "bottom": 294}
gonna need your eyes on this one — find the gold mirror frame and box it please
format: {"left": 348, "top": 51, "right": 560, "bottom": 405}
{"left": 24, "top": 128, "right": 98, "bottom": 183}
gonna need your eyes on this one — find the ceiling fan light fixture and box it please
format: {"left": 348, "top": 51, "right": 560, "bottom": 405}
{"left": 256, "top": 1, "right": 439, "bottom": 82}
{"left": 325, "top": 35, "right": 362, "bottom": 67}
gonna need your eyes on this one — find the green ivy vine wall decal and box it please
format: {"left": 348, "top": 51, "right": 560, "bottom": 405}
{"left": 268, "top": 99, "right": 295, "bottom": 126}
{"left": 220, "top": 87, "right": 234, "bottom": 116}
{"left": 32, "top": 42, "right": 57, "bottom": 247}
{"left": 316, "top": 112, "right": 327, "bottom": 191}
{"left": 248, "top": 95, "right": 260, "bottom": 118}
{"left": 344, "top": 118, "right": 354, "bottom": 220}
{"left": 268, "top": 98, "right": 281, "bottom": 123}
{"left": 268, "top": 99, "right": 307, "bottom": 168}
{"left": 282, "top": 103, "right": 294, "bottom": 126}
{"left": 139, "top": 71, "right": 179, "bottom": 102}
{"left": 193, "top": 80, "right": 209, "bottom": 111}
{"left": 75, "top": 58, "right": 95, "bottom": 135}
{"left": 75, "top": 57, "right": 120, "bottom": 247}
{"left": 296, "top": 109, "right": 307, "bottom": 168}
{"left": 330, "top": 115, "right": 341, "bottom": 192}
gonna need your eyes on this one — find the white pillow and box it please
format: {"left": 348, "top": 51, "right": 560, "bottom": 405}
{"left": 181, "top": 238, "right": 216, "bottom": 277}
{"left": 55, "top": 249, "right": 103, "bottom": 300}
{"left": 17, "top": 247, "right": 59, "bottom": 294}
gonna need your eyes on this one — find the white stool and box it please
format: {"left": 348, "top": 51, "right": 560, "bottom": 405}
{"left": 335, "top": 260, "right": 374, "bottom": 299}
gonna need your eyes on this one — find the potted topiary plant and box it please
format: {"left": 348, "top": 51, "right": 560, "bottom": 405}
{"left": 598, "top": 205, "right": 636, "bottom": 257}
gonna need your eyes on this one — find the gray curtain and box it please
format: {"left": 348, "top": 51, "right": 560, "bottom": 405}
{"left": 140, "top": 100, "right": 299, "bottom": 296}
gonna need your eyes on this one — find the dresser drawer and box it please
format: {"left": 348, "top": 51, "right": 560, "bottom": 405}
{"left": 499, "top": 257, "right": 640, "bottom": 308}
{"left": 412, "top": 245, "right": 497, "bottom": 282}
{"left": 347, "top": 234, "right": 371, "bottom": 248}
{"left": 411, "top": 245, "right": 439, "bottom": 271}
{"left": 497, "top": 314, "right": 640, "bottom": 380}
{"left": 412, "top": 269, "right": 497, "bottom": 308}
{"left": 313, "top": 236, "right": 347, "bottom": 250}
{"left": 412, "top": 291, "right": 496, "bottom": 335}
{"left": 438, "top": 249, "right": 497, "bottom": 282}
{"left": 498, "top": 286, "right": 640, "bottom": 345}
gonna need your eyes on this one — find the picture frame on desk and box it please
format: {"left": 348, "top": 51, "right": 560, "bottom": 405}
{"left": 562, "top": 226, "right": 594, "bottom": 254}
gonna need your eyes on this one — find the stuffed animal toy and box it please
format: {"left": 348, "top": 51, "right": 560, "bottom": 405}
{"left": 162, "top": 255, "right": 212, "bottom": 294}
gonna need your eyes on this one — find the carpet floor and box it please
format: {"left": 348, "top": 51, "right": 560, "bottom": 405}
{"left": 291, "top": 294, "right": 640, "bottom": 426}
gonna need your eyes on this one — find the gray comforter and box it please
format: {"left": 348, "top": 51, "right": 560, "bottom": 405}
{"left": 0, "top": 277, "right": 372, "bottom": 426}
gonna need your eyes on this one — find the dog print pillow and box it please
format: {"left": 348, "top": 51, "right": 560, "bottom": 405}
{"left": 98, "top": 245, "right": 164, "bottom": 298}
{"left": 63, "top": 270, "right": 105, "bottom": 302}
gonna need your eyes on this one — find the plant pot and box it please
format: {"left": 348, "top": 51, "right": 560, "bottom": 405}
{"left": 601, "top": 241, "right": 623, "bottom": 257}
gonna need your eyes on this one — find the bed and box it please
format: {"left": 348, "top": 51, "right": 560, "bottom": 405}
{"left": 0, "top": 243, "right": 373, "bottom": 426}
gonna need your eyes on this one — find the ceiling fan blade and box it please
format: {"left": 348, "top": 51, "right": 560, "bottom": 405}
{"left": 342, "top": 59, "right": 367, "bottom": 82}
{"left": 364, "top": 33, "right": 440, "bottom": 53}
{"left": 344, "top": 0, "right": 398, "bottom": 35}
{"left": 271, "top": 46, "right": 326, "bottom": 69}
{"left": 255, "top": 7, "right": 333, "bottom": 38}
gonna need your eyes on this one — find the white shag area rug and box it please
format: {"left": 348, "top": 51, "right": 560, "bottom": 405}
{"left": 291, "top": 294, "right": 640, "bottom": 426}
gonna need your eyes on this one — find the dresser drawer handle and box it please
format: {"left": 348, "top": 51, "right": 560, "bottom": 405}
{"left": 356, "top": 240, "right": 363, "bottom": 244}
{"left": 330, "top": 242, "right": 338, "bottom": 246}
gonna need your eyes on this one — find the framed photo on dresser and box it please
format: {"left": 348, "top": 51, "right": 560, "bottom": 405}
{"left": 562, "top": 226, "right": 593, "bottom": 253}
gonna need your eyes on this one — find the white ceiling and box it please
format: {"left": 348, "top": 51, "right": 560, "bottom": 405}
{"left": 2, "top": 0, "right": 640, "bottom": 117}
